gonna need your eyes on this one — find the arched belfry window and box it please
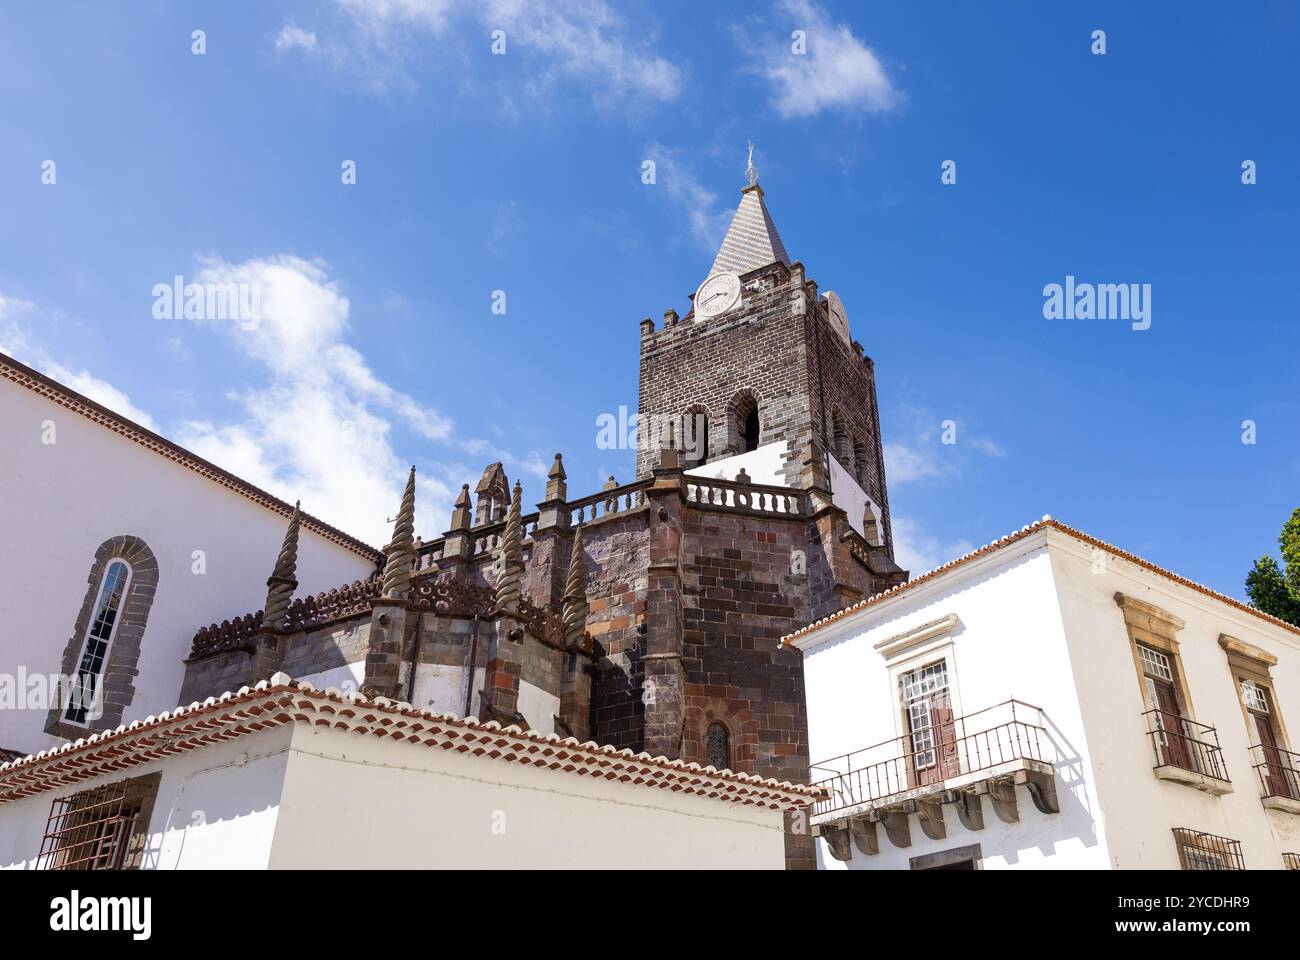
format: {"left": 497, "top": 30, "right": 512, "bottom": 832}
{"left": 727, "top": 389, "right": 762, "bottom": 456}
{"left": 47, "top": 536, "right": 158, "bottom": 738}
{"left": 830, "top": 408, "right": 851, "bottom": 469}
{"left": 705, "top": 721, "right": 731, "bottom": 770}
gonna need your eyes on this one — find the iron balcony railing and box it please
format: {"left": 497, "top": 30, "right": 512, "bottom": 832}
{"left": 808, "top": 699, "right": 1050, "bottom": 819}
{"left": 1249, "top": 742, "right": 1300, "bottom": 802}
{"left": 1142, "top": 709, "right": 1229, "bottom": 783}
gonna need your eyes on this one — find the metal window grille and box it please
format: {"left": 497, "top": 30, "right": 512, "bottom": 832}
{"left": 64, "top": 560, "right": 131, "bottom": 725}
{"left": 1283, "top": 853, "right": 1300, "bottom": 871}
{"left": 1172, "top": 828, "right": 1245, "bottom": 871}
{"left": 36, "top": 778, "right": 152, "bottom": 870}
{"left": 1137, "top": 644, "right": 1173, "bottom": 682}
{"left": 1241, "top": 680, "right": 1269, "bottom": 713}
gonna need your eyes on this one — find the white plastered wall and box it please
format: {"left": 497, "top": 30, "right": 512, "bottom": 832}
{"left": 1048, "top": 532, "right": 1300, "bottom": 869}
{"left": 800, "top": 533, "right": 1110, "bottom": 870}
{"left": 0, "top": 377, "right": 376, "bottom": 756}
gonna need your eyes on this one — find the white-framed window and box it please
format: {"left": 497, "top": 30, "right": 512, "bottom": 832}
{"left": 1137, "top": 644, "right": 1173, "bottom": 682}
{"left": 1241, "top": 680, "right": 1269, "bottom": 713}
{"left": 902, "top": 661, "right": 949, "bottom": 769}
{"left": 64, "top": 560, "right": 132, "bottom": 726}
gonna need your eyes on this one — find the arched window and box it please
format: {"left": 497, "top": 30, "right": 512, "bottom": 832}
{"left": 830, "top": 408, "right": 851, "bottom": 469}
{"left": 64, "top": 560, "right": 132, "bottom": 725}
{"left": 727, "top": 389, "right": 762, "bottom": 455}
{"left": 48, "top": 536, "right": 158, "bottom": 737}
{"left": 705, "top": 721, "right": 730, "bottom": 770}
{"left": 682, "top": 405, "right": 710, "bottom": 467}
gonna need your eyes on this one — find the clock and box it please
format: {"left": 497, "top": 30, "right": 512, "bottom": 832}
{"left": 693, "top": 272, "right": 742, "bottom": 318}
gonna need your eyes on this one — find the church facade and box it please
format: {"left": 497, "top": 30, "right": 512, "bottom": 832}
{"left": 132, "top": 174, "right": 904, "bottom": 869}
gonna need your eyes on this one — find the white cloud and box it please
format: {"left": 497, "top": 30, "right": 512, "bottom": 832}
{"left": 274, "top": 23, "right": 319, "bottom": 53}
{"left": 749, "top": 0, "right": 901, "bottom": 119}
{"left": 890, "top": 515, "right": 973, "bottom": 576}
{"left": 0, "top": 295, "right": 159, "bottom": 431}
{"left": 175, "top": 255, "right": 455, "bottom": 543}
{"left": 884, "top": 440, "right": 948, "bottom": 485}
{"left": 644, "top": 143, "right": 731, "bottom": 252}
{"left": 287, "top": 0, "right": 681, "bottom": 104}
{"left": 885, "top": 410, "right": 1004, "bottom": 485}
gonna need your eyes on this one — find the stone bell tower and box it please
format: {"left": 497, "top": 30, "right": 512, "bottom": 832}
{"left": 635, "top": 151, "right": 896, "bottom": 557}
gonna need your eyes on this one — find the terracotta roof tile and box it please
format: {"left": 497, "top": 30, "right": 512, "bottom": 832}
{"left": 0, "top": 676, "right": 823, "bottom": 810}
{"left": 782, "top": 517, "right": 1300, "bottom": 646}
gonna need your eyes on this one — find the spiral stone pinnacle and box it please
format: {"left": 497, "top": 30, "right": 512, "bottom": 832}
{"left": 382, "top": 466, "right": 417, "bottom": 600}
{"left": 263, "top": 501, "right": 301, "bottom": 631}
{"left": 495, "top": 481, "right": 524, "bottom": 613}
{"left": 562, "top": 524, "right": 588, "bottom": 650}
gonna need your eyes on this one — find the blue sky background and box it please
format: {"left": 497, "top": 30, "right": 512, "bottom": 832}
{"left": 1, "top": 0, "right": 1297, "bottom": 601}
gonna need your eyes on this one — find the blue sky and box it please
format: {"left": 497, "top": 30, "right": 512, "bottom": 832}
{"left": 1, "top": 1, "right": 1297, "bottom": 601}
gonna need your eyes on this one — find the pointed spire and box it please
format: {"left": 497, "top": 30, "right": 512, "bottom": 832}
{"left": 545, "top": 453, "right": 567, "bottom": 502}
{"left": 450, "top": 483, "right": 472, "bottom": 530}
{"left": 263, "top": 501, "right": 301, "bottom": 631}
{"left": 562, "top": 525, "right": 588, "bottom": 650}
{"left": 708, "top": 146, "right": 790, "bottom": 278}
{"left": 494, "top": 481, "right": 524, "bottom": 613}
{"left": 381, "top": 466, "right": 417, "bottom": 600}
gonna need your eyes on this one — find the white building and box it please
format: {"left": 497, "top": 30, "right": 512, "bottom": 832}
{"left": 0, "top": 675, "right": 818, "bottom": 869}
{"left": 786, "top": 517, "right": 1300, "bottom": 871}
{"left": 0, "top": 353, "right": 381, "bottom": 759}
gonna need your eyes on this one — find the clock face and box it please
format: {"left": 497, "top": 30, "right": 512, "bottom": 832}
{"left": 694, "top": 272, "right": 742, "bottom": 318}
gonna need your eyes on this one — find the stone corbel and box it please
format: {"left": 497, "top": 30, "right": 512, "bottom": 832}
{"left": 850, "top": 818, "right": 878, "bottom": 856}
{"left": 1019, "top": 768, "right": 1060, "bottom": 815}
{"left": 821, "top": 823, "right": 853, "bottom": 861}
{"left": 976, "top": 777, "right": 1020, "bottom": 824}
{"left": 869, "top": 807, "right": 912, "bottom": 848}
{"left": 944, "top": 788, "right": 985, "bottom": 832}
{"left": 915, "top": 797, "right": 947, "bottom": 841}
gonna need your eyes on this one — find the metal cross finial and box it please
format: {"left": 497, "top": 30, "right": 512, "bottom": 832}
{"left": 746, "top": 141, "right": 758, "bottom": 186}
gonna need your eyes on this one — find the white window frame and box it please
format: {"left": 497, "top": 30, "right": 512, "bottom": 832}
{"left": 1241, "top": 679, "right": 1269, "bottom": 714}
{"left": 901, "top": 660, "right": 950, "bottom": 770}
{"left": 64, "top": 559, "right": 133, "bottom": 727}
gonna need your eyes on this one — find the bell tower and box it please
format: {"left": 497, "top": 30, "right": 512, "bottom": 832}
{"left": 635, "top": 154, "right": 896, "bottom": 557}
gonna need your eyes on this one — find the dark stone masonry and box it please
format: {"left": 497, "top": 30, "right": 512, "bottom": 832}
{"left": 177, "top": 180, "right": 908, "bottom": 869}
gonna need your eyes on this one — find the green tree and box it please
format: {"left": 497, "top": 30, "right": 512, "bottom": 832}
{"left": 1246, "top": 508, "right": 1300, "bottom": 627}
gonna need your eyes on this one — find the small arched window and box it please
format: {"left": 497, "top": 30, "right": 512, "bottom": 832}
{"left": 65, "top": 560, "right": 132, "bottom": 725}
{"left": 830, "top": 409, "right": 851, "bottom": 469}
{"left": 705, "top": 721, "right": 730, "bottom": 770}
{"left": 728, "top": 389, "right": 761, "bottom": 455}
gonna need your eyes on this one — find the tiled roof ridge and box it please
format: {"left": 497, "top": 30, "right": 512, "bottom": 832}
{"left": 783, "top": 516, "right": 1300, "bottom": 645}
{"left": 0, "top": 676, "right": 823, "bottom": 809}
{"left": 0, "top": 351, "right": 382, "bottom": 563}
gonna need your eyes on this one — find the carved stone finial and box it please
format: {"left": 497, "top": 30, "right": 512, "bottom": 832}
{"left": 545, "top": 453, "right": 567, "bottom": 502}
{"left": 746, "top": 140, "right": 758, "bottom": 186}
{"left": 735, "top": 468, "right": 751, "bottom": 484}
{"left": 263, "top": 501, "right": 301, "bottom": 631}
{"left": 603, "top": 475, "right": 618, "bottom": 491}
{"left": 562, "top": 525, "right": 588, "bottom": 650}
{"left": 450, "top": 484, "right": 472, "bottom": 530}
{"left": 495, "top": 481, "right": 525, "bottom": 613}
{"left": 381, "top": 467, "right": 417, "bottom": 601}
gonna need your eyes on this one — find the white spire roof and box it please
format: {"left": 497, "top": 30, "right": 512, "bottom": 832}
{"left": 708, "top": 184, "right": 791, "bottom": 277}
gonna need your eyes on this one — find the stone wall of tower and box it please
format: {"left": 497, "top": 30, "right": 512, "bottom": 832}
{"left": 635, "top": 261, "right": 894, "bottom": 558}
{"left": 636, "top": 263, "right": 814, "bottom": 485}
